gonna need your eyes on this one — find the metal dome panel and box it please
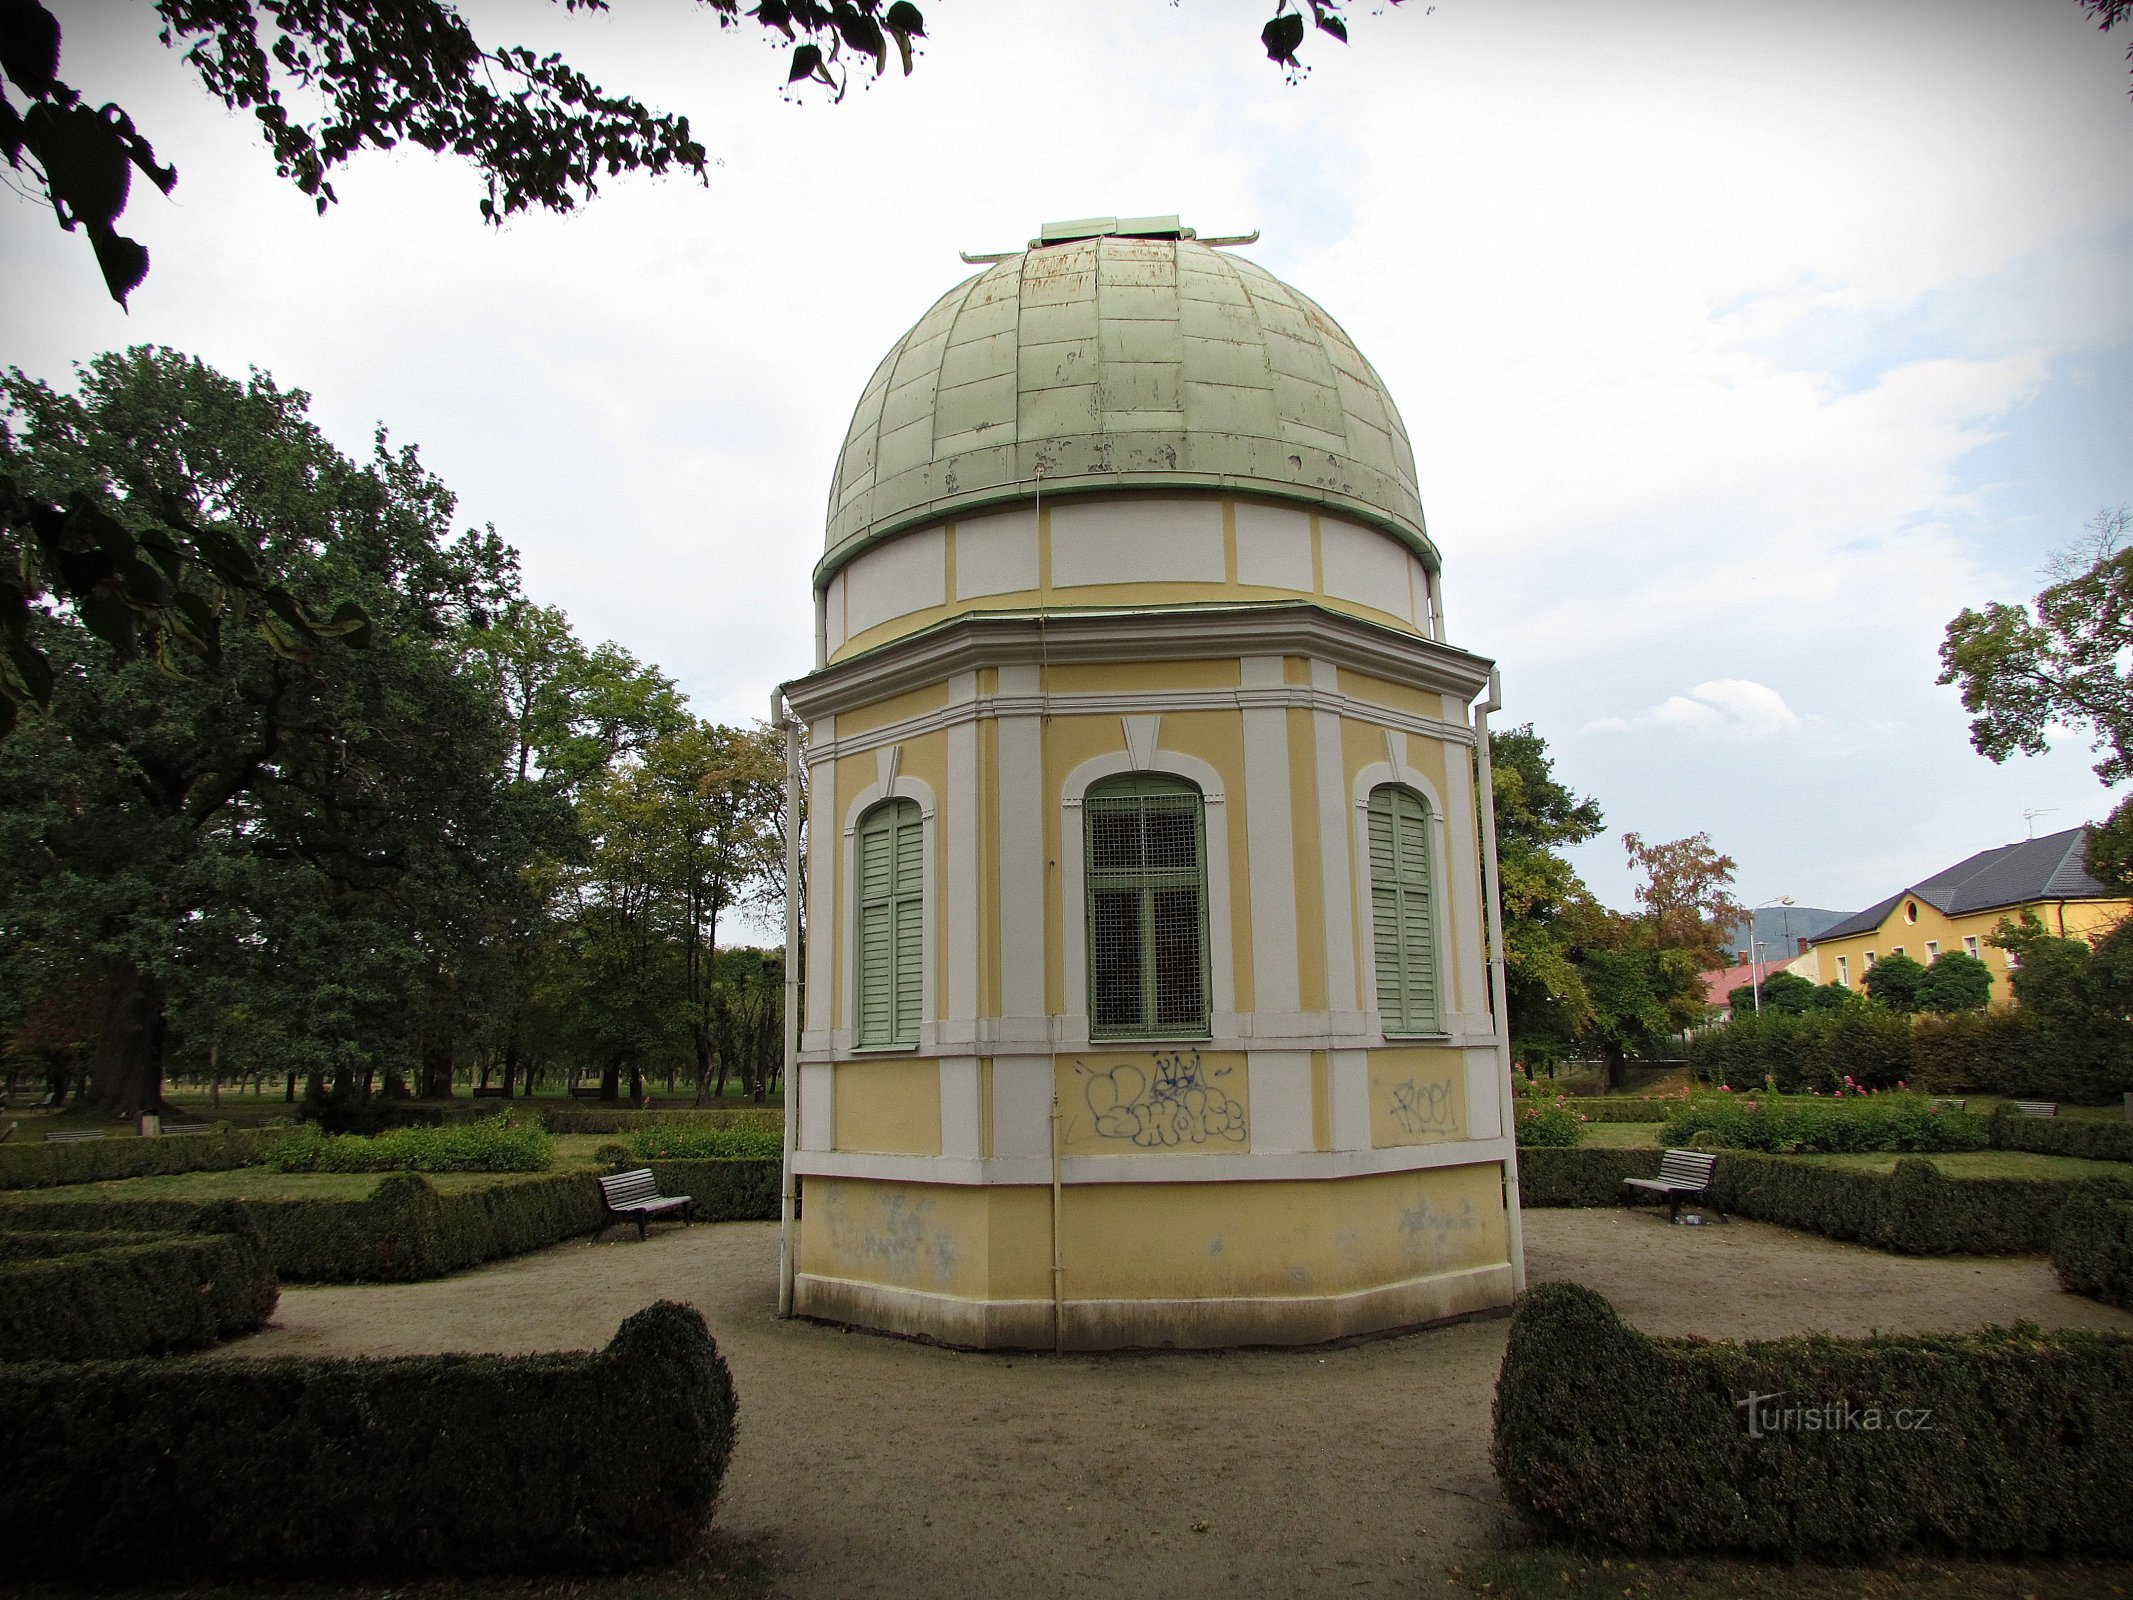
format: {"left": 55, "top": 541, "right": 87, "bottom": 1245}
{"left": 821, "top": 235, "right": 1432, "bottom": 584}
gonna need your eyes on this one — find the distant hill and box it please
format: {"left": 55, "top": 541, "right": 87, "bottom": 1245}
{"left": 1725, "top": 906, "right": 1852, "bottom": 963}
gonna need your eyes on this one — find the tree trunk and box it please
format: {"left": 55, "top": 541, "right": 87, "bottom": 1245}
{"left": 599, "top": 1057, "right": 622, "bottom": 1101}
{"left": 83, "top": 956, "right": 172, "bottom": 1118}
{"left": 502, "top": 1034, "right": 520, "bottom": 1099}
{"left": 1600, "top": 1046, "right": 1627, "bottom": 1094}
{"left": 418, "top": 1038, "right": 455, "bottom": 1100}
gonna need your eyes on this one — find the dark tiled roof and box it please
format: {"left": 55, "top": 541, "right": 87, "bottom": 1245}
{"left": 1809, "top": 825, "right": 2115, "bottom": 945}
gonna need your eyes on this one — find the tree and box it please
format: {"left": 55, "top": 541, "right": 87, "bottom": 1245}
{"left": 1806, "top": 980, "right": 1856, "bottom": 1011}
{"left": 1915, "top": 949, "right": 1993, "bottom": 1013}
{"left": 1621, "top": 830, "right": 1744, "bottom": 972}
{"left": 1862, "top": 951, "right": 1928, "bottom": 1014}
{"left": 0, "top": 347, "right": 534, "bottom": 1116}
{"left": 1727, "top": 969, "right": 1817, "bottom": 1015}
{"left": 1488, "top": 724, "right": 1605, "bottom": 1072}
{"left": 1940, "top": 506, "right": 2133, "bottom": 889}
{"left": 0, "top": 0, "right": 1378, "bottom": 310}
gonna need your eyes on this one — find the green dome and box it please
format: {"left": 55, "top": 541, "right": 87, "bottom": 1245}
{"left": 821, "top": 229, "right": 1433, "bottom": 584}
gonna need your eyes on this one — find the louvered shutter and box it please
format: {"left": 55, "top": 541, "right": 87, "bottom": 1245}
{"left": 1368, "top": 785, "right": 1438, "bottom": 1034}
{"left": 857, "top": 800, "right": 922, "bottom": 1047}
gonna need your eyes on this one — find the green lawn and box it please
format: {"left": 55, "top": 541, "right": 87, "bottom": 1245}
{"left": 1580, "top": 1123, "right": 1662, "bottom": 1149}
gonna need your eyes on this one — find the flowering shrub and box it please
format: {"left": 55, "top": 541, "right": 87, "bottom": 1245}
{"left": 1515, "top": 1097, "right": 1586, "bottom": 1148}
{"left": 266, "top": 1114, "right": 554, "bottom": 1173}
{"left": 1658, "top": 1090, "right": 1986, "bottom": 1155}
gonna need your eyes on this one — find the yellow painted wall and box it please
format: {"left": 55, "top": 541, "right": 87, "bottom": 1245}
{"left": 833, "top": 1057, "right": 943, "bottom": 1155}
{"left": 799, "top": 1164, "right": 1508, "bottom": 1303}
{"left": 1042, "top": 659, "right": 1240, "bottom": 694}
{"left": 1367, "top": 1047, "right": 1468, "bottom": 1146}
{"left": 1810, "top": 897, "right": 2133, "bottom": 1001}
{"left": 1338, "top": 667, "right": 1448, "bottom": 723}
{"left": 833, "top": 681, "right": 950, "bottom": 738}
{"left": 1054, "top": 1049, "right": 1250, "bottom": 1155}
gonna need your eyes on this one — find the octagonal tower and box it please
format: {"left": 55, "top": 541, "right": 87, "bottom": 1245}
{"left": 778, "top": 217, "right": 1525, "bottom": 1349}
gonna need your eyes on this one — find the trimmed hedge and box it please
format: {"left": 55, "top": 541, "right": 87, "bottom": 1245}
{"left": 1516, "top": 1146, "right": 2121, "bottom": 1255}
{"left": 1514, "top": 1147, "right": 1662, "bottom": 1206}
{"left": 1658, "top": 1091, "right": 1989, "bottom": 1155}
{"left": 0, "top": 1171, "right": 606, "bottom": 1282}
{"left": 2053, "top": 1180, "right": 2133, "bottom": 1309}
{"left": 1563, "top": 1097, "right": 1688, "bottom": 1123}
{"left": 1494, "top": 1280, "right": 2133, "bottom": 1557}
{"left": 265, "top": 1114, "right": 554, "bottom": 1173}
{"left": 0, "top": 1126, "right": 284, "bottom": 1190}
{"left": 0, "top": 1204, "right": 278, "bottom": 1359}
{"left": 633, "top": 1158, "right": 782, "bottom": 1222}
{"left": 545, "top": 1106, "right": 783, "bottom": 1135}
{"left": 0, "top": 1299, "right": 736, "bottom": 1578}
{"left": 1690, "top": 1007, "right": 1915, "bottom": 1093}
{"left": 1990, "top": 1107, "right": 2133, "bottom": 1163}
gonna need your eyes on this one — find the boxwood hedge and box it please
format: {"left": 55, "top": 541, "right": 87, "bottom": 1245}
{"left": 1494, "top": 1280, "right": 2133, "bottom": 1557}
{"left": 0, "top": 1126, "right": 284, "bottom": 1190}
{"left": 0, "top": 1204, "right": 277, "bottom": 1358}
{"left": 636, "top": 1158, "right": 782, "bottom": 1222}
{"left": 1515, "top": 1147, "right": 2123, "bottom": 1255}
{"left": 2053, "top": 1179, "right": 2133, "bottom": 1309}
{"left": 1989, "top": 1107, "right": 2133, "bottom": 1164}
{"left": 0, "top": 1299, "right": 736, "bottom": 1578}
{"left": 0, "top": 1171, "right": 606, "bottom": 1282}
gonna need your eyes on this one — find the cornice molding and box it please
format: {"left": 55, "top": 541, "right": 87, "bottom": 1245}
{"left": 783, "top": 601, "right": 1494, "bottom": 722}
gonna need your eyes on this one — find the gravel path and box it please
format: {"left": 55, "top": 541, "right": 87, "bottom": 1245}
{"left": 216, "top": 1208, "right": 2133, "bottom": 1599}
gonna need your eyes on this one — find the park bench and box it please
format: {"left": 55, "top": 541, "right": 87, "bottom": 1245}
{"left": 1931, "top": 1097, "right": 1968, "bottom": 1112}
{"left": 598, "top": 1169, "right": 691, "bottom": 1240}
{"left": 157, "top": 1124, "right": 216, "bottom": 1137}
{"left": 42, "top": 1130, "right": 106, "bottom": 1144}
{"left": 1622, "top": 1148, "right": 1723, "bottom": 1224}
{"left": 2011, "top": 1101, "right": 2059, "bottom": 1118}
{"left": 568, "top": 1085, "right": 607, "bottom": 1101}
{"left": 471, "top": 1085, "right": 509, "bottom": 1099}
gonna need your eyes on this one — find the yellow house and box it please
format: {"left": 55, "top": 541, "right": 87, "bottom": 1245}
{"left": 1806, "top": 825, "right": 2129, "bottom": 1000}
{"left": 770, "top": 217, "right": 1524, "bottom": 1350}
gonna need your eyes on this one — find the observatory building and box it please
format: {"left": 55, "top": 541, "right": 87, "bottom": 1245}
{"left": 776, "top": 216, "right": 1526, "bottom": 1349}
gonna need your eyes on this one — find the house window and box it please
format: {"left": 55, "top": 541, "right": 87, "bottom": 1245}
{"left": 1367, "top": 783, "right": 1440, "bottom": 1035}
{"left": 856, "top": 798, "right": 923, "bottom": 1048}
{"left": 1905, "top": 900, "right": 1919, "bottom": 923}
{"left": 1864, "top": 951, "right": 1877, "bottom": 970}
{"left": 1926, "top": 941, "right": 1939, "bottom": 960}
{"left": 1892, "top": 945, "right": 1905, "bottom": 957}
{"left": 1963, "top": 936, "right": 1979, "bottom": 959}
{"left": 1086, "top": 774, "right": 1209, "bottom": 1038}
{"left": 1836, "top": 956, "right": 1849, "bottom": 987}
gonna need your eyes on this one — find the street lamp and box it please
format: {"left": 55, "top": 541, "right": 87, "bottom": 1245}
{"left": 1748, "top": 896, "right": 1796, "bottom": 1015}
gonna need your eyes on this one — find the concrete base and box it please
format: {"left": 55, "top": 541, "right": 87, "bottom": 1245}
{"left": 791, "top": 1261, "right": 1515, "bottom": 1351}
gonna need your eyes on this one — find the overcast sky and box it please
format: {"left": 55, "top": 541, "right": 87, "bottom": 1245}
{"left": 6, "top": 0, "right": 2129, "bottom": 939}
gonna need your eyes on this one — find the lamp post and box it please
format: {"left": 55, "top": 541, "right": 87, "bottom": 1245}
{"left": 1748, "top": 895, "right": 1795, "bottom": 1015}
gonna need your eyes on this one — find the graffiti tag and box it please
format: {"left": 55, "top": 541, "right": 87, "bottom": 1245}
{"left": 1079, "top": 1051, "right": 1247, "bottom": 1149}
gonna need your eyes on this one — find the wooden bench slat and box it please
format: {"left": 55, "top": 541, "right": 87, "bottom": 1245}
{"left": 1621, "top": 1148, "right": 1722, "bottom": 1223}
{"left": 598, "top": 1168, "right": 691, "bottom": 1240}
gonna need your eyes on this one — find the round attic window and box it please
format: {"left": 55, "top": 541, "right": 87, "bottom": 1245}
{"left": 1905, "top": 901, "right": 1919, "bottom": 923}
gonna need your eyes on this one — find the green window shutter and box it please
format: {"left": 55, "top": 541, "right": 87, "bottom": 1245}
{"left": 857, "top": 799, "right": 923, "bottom": 1047}
{"left": 1368, "top": 785, "right": 1438, "bottom": 1034}
{"left": 1085, "top": 775, "right": 1208, "bottom": 1038}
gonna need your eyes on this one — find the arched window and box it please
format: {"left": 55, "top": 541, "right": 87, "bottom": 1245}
{"left": 856, "top": 798, "right": 923, "bottom": 1047}
{"left": 1368, "top": 783, "right": 1439, "bottom": 1035}
{"left": 1085, "top": 774, "right": 1208, "bottom": 1038}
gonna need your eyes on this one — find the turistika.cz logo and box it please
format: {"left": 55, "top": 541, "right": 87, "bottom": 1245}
{"left": 1735, "top": 1391, "right": 1934, "bottom": 1439}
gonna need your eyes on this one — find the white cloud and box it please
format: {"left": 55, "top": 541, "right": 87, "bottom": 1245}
{"left": 1587, "top": 680, "right": 1812, "bottom": 741}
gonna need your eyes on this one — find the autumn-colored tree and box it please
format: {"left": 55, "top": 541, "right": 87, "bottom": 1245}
{"left": 1622, "top": 831, "right": 1745, "bottom": 970}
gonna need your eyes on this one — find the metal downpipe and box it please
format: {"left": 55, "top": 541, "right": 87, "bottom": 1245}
{"left": 775, "top": 690, "right": 804, "bottom": 1318}
{"left": 1474, "top": 668, "right": 1527, "bottom": 1295}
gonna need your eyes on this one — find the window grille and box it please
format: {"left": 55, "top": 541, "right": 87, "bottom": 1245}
{"left": 1085, "top": 775, "right": 1208, "bottom": 1038}
{"left": 856, "top": 798, "right": 922, "bottom": 1047}
{"left": 1368, "top": 784, "right": 1440, "bottom": 1034}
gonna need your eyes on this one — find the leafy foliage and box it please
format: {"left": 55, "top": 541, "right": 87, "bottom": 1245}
{"left": 1511, "top": 1085, "right": 1585, "bottom": 1148}
{"left": 1916, "top": 948, "right": 1993, "bottom": 1012}
{"left": 628, "top": 1121, "right": 784, "bottom": 1161}
{"left": 264, "top": 1112, "right": 553, "bottom": 1173}
{"left": 0, "top": 1299, "right": 737, "bottom": 1577}
{"left": 1861, "top": 950, "right": 1927, "bottom": 1012}
{"left": 1689, "top": 1006, "right": 1916, "bottom": 1093}
{"left": 0, "top": 1123, "right": 282, "bottom": 1189}
{"left": 2053, "top": 1179, "right": 2133, "bottom": 1309}
{"left": 1657, "top": 1090, "right": 1987, "bottom": 1155}
{"left": 1726, "top": 969, "right": 1818, "bottom": 1015}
